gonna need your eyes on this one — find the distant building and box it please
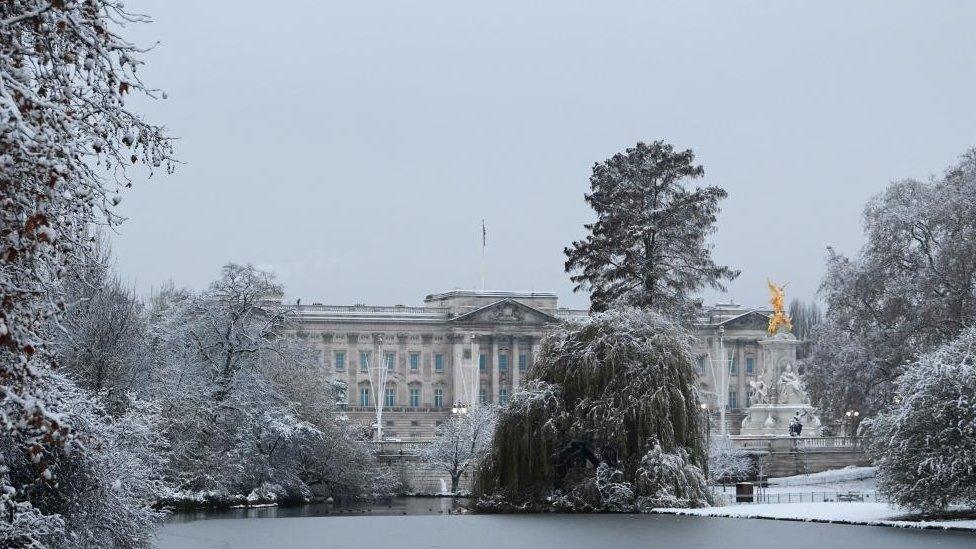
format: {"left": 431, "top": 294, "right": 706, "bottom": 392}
{"left": 293, "top": 290, "right": 772, "bottom": 439}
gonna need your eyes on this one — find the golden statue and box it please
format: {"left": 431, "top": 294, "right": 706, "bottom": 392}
{"left": 767, "top": 279, "right": 792, "bottom": 335}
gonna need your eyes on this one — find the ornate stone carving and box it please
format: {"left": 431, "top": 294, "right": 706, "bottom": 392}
{"left": 489, "top": 304, "right": 524, "bottom": 323}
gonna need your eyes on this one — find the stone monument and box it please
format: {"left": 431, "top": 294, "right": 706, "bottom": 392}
{"left": 739, "top": 280, "right": 822, "bottom": 437}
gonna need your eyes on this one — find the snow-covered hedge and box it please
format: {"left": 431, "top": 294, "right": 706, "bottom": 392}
{"left": 869, "top": 327, "right": 976, "bottom": 512}
{"left": 472, "top": 308, "right": 711, "bottom": 512}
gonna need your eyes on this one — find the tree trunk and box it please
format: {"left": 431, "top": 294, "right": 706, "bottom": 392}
{"left": 451, "top": 474, "right": 460, "bottom": 493}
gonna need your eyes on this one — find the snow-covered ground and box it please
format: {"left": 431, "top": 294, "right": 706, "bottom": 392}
{"left": 712, "top": 466, "right": 879, "bottom": 505}
{"left": 690, "top": 467, "right": 975, "bottom": 530}
{"left": 655, "top": 502, "right": 976, "bottom": 531}
{"left": 767, "top": 466, "right": 876, "bottom": 486}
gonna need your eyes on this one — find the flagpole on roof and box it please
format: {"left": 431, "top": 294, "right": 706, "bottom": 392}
{"left": 480, "top": 219, "right": 486, "bottom": 291}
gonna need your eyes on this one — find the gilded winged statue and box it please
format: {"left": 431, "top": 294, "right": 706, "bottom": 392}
{"left": 767, "top": 279, "right": 793, "bottom": 335}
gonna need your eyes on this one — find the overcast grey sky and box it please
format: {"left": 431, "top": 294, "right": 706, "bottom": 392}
{"left": 112, "top": 1, "right": 976, "bottom": 310}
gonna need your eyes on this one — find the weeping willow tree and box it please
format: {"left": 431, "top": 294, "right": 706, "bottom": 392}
{"left": 472, "top": 308, "right": 711, "bottom": 512}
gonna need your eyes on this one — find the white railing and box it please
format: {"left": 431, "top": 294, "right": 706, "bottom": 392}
{"left": 731, "top": 436, "right": 864, "bottom": 451}
{"left": 795, "top": 436, "right": 863, "bottom": 450}
{"left": 370, "top": 439, "right": 435, "bottom": 456}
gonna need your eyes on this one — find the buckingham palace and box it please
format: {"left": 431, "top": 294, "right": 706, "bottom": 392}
{"left": 292, "top": 290, "right": 773, "bottom": 439}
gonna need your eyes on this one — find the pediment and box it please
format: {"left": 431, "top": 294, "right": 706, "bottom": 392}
{"left": 718, "top": 310, "right": 771, "bottom": 331}
{"left": 450, "top": 299, "right": 560, "bottom": 325}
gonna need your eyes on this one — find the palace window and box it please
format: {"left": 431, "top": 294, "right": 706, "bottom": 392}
{"left": 729, "top": 356, "right": 738, "bottom": 375}
{"left": 359, "top": 351, "right": 370, "bottom": 373}
{"left": 409, "top": 353, "right": 420, "bottom": 372}
{"left": 434, "top": 354, "right": 444, "bottom": 373}
{"left": 385, "top": 420, "right": 394, "bottom": 427}
{"left": 518, "top": 353, "right": 527, "bottom": 372}
{"left": 434, "top": 388, "right": 444, "bottom": 407}
{"left": 334, "top": 351, "right": 346, "bottom": 372}
{"left": 359, "top": 387, "right": 369, "bottom": 407}
{"left": 696, "top": 356, "right": 706, "bottom": 375}
{"left": 479, "top": 354, "right": 486, "bottom": 372}
{"left": 385, "top": 386, "right": 396, "bottom": 407}
{"left": 409, "top": 387, "right": 420, "bottom": 407}
{"left": 479, "top": 387, "right": 488, "bottom": 404}
{"left": 385, "top": 352, "right": 396, "bottom": 372}
{"left": 499, "top": 388, "right": 509, "bottom": 405}
{"left": 728, "top": 389, "right": 738, "bottom": 409}
{"left": 746, "top": 357, "right": 755, "bottom": 374}
{"left": 499, "top": 354, "right": 509, "bottom": 372}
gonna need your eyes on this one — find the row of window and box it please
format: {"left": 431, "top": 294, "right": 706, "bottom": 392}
{"left": 479, "top": 353, "right": 528, "bottom": 373}
{"left": 359, "top": 387, "right": 446, "bottom": 407}
{"left": 331, "top": 350, "right": 530, "bottom": 374}
{"left": 695, "top": 355, "right": 757, "bottom": 375}
{"left": 356, "top": 386, "right": 514, "bottom": 407}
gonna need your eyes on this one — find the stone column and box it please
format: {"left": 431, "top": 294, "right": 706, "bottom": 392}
{"left": 470, "top": 335, "right": 481, "bottom": 407}
{"left": 512, "top": 336, "right": 521, "bottom": 391}
{"left": 451, "top": 333, "right": 464, "bottom": 407}
{"left": 491, "top": 337, "right": 500, "bottom": 403}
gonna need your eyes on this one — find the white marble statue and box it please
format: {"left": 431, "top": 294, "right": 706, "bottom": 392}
{"left": 748, "top": 380, "right": 769, "bottom": 405}
{"left": 777, "top": 364, "right": 809, "bottom": 405}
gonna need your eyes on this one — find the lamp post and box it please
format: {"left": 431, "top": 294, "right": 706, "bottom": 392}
{"left": 707, "top": 326, "right": 732, "bottom": 436}
{"left": 700, "top": 402, "right": 710, "bottom": 436}
{"left": 369, "top": 334, "right": 391, "bottom": 442}
{"left": 844, "top": 409, "right": 859, "bottom": 437}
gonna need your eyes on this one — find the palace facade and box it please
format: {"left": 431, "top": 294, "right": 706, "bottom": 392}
{"left": 293, "top": 290, "right": 773, "bottom": 439}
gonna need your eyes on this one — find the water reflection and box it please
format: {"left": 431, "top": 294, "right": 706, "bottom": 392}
{"left": 167, "top": 497, "right": 469, "bottom": 523}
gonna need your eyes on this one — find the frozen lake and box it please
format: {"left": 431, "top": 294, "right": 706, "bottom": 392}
{"left": 156, "top": 510, "right": 976, "bottom": 549}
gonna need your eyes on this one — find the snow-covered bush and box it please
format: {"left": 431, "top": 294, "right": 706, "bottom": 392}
{"left": 473, "top": 308, "right": 710, "bottom": 511}
{"left": 1, "top": 374, "right": 167, "bottom": 549}
{"left": 708, "top": 435, "right": 752, "bottom": 483}
{"left": 869, "top": 327, "right": 976, "bottom": 512}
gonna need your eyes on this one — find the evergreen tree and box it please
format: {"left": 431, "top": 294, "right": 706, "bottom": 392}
{"left": 564, "top": 141, "right": 738, "bottom": 317}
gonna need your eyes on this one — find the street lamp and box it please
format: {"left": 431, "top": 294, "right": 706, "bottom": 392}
{"left": 844, "top": 409, "right": 859, "bottom": 437}
{"left": 700, "top": 402, "right": 711, "bottom": 436}
{"left": 451, "top": 401, "right": 468, "bottom": 415}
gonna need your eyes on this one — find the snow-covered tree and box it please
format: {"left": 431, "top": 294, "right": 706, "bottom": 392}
{"left": 1, "top": 2, "right": 172, "bottom": 542}
{"left": 421, "top": 405, "right": 497, "bottom": 493}
{"left": 564, "top": 141, "right": 738, "bottom": 317}
{"left": 146, "top": 264, "right": 377, "bottom": 503}
{"left": 57, "top": 245, "right": 149, "bottom": 412}
{"left": 869, "top": 326, "right": 976, "bottom": 512}
{"left": 805, "top": 148, "right": 976, "bottom": 424}
{"left": 787, "top": 299, "right": 821, "bottom": 359}
{"left": 0, "top": 0, "right": 173, "bottom": 443}
{"left": 472, "top": 308, "right": 711, "bottom": 511}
